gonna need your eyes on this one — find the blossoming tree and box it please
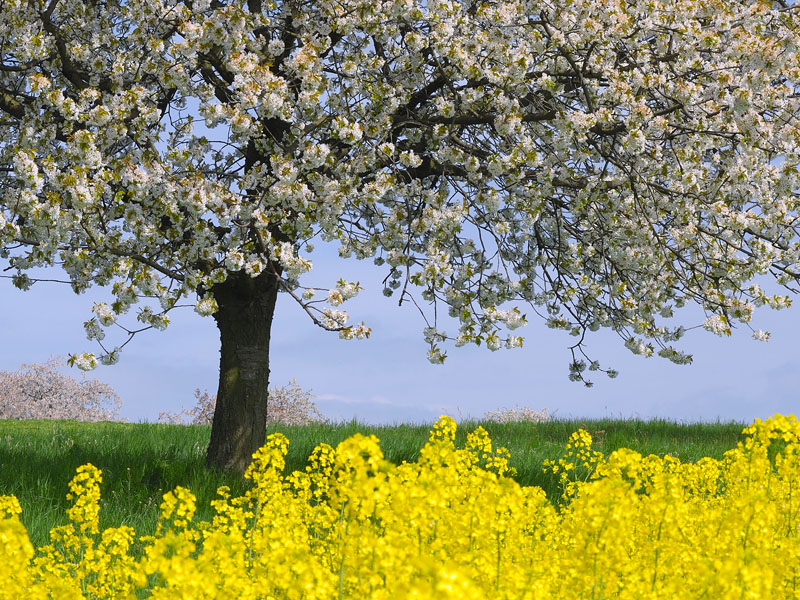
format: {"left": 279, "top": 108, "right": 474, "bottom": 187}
{"left": 2, "top": 0, "right": 800, "bottom": 471}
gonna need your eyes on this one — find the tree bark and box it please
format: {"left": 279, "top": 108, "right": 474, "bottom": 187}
{"left": 206, "top": 269, "right": 279, "bottom": 474}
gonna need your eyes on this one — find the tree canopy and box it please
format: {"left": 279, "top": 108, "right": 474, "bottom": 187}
{"left": 2, "top": 0, "right": 800, "bottom": 469}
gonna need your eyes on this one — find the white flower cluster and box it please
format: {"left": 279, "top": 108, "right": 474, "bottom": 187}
{"left": 483, "top": 307, "right": 528, "bottom": 330}
{"left": 137, "top": 306, "right": 169, "bottom": 331}
{"left": 624, "top": 337, "right": 654, "bottom": 357}
{"left": 656, "top": 346, "right": 693, "bottom": 365}
{"left": 339, "top": 322, "right": 371, "bottom": 340}
{"left": 702, "top": 315, "right": 732, "bottom": 337}
{"left": 93, "top": 302, "right": 117, "bottom": 326}
{"left": 195, "top": 297, "right": 219, "bottom": 317}
{"left": 12, "top": 152, "right": 43, "bottom": 193}
{"left": 327, "top": 279, "right": 362, "bottom": 306}
{"left": 69, "top": 353, "right": 99, "bottom": 371}
{"left": 275, "top": 243, "right": 312, "bottom": 279}
{"left": 427, "top": 346, "right": 447, "bottom": 364}
{"left": 100, "top": 348, "right": 120, "bottom": 366}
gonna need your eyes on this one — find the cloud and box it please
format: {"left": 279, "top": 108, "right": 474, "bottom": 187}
{"left": 313, "top": 392, "right": 443, "bottom": 424}
{"left": 315, "top": 393, "right": 361, "bottom": 405}
{"left": 315, "top": 392, "right": 420, "bottom": 411}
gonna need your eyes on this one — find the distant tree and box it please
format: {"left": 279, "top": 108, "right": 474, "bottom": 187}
{"left": 2, "top": 0, "right": 800, "bottom": 471}
{"left": 0, "top": 357, "right": 122, "bottom": 421}
{"left": 159, "top": 380, "right": 326, "bottom": 426}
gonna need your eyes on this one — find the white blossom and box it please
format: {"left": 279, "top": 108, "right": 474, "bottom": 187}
{"left": 399, "top": 150, "right": 423, "bottom": 168}
{"left": 275, "top": 242, "right": 312, "bottom": 278}
{"left": 83, "top": 318, "right": 105, "bottom": 342}
{"left": 70, "top": 353, "right": 99, "bottom": 371}
{"left": 624, "top": 337, "right": 653, "bottom": 357}
{"left": 657, "top": 346, "right": 693, "bottom": 365}
{"left": 485, "top": 334, "right": 502, "bottom": 351}
{"left": 505, "top": 336, "right": 523, "bottom": 349}
{"left": 702, "top": 315, "right": 732, "bottom": 337}
{"left": 99, "top": 348, "right": 121, "bottom": 366}
{"left": 752, "top": 329, "right": 770, "bottom": 342}
{"left": 427, "top": 346, "right": 447, "bottom": 364}
{"left": 195, "top": 297, "right": 219, "bottom": 316}
{"left": 13, "top": 152, "right": 44, "bottom": 193}
{"left": 92, "top": 302, "right": 117, "bottom": 326}
{"left": 339, "top": 322, "right": 371, "bottom": 340}
{"left": 225, "top": 249, "right": 245, "bottom": 271}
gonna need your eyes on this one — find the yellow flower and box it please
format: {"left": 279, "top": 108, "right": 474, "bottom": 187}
{"left": 3, "top": 413, "right": 800, "bottom": 599}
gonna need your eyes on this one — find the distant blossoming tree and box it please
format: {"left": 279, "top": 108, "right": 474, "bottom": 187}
{"left": 2, "top": 0, "right": 800, "bottom": 471}
{"left": 0, "top": 358, "right": 123, "bottom": 421}
{"left": 159, "top": 380, "right": 326, "bottom": 426}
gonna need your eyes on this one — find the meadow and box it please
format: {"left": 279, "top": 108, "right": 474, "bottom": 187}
{"left": 0, "top": 417, "right": 746, "bottom": 548}
{"left": 7, "top": 414, "right": 800, "bottom": 598}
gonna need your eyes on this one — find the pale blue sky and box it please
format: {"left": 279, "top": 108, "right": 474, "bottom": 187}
{"left": 1, "top": 244, "right": 798, "bottom": 425}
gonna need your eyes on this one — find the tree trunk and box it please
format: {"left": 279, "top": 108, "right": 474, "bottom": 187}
{"left": 206, "top": 269, "right": 279, "bottom": 474}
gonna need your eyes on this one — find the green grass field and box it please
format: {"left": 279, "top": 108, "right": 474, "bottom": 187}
{"left": 0, "top": 417, "right": 748, "bottom": 549}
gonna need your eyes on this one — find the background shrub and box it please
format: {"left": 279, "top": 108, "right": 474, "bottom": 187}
{"left": 482, "top": 405, "right": 550, "bottom": 423}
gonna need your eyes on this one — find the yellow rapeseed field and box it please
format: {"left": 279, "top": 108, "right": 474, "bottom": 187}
{"left": 1, "top": 414, "right": 799, "bottom": 599}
